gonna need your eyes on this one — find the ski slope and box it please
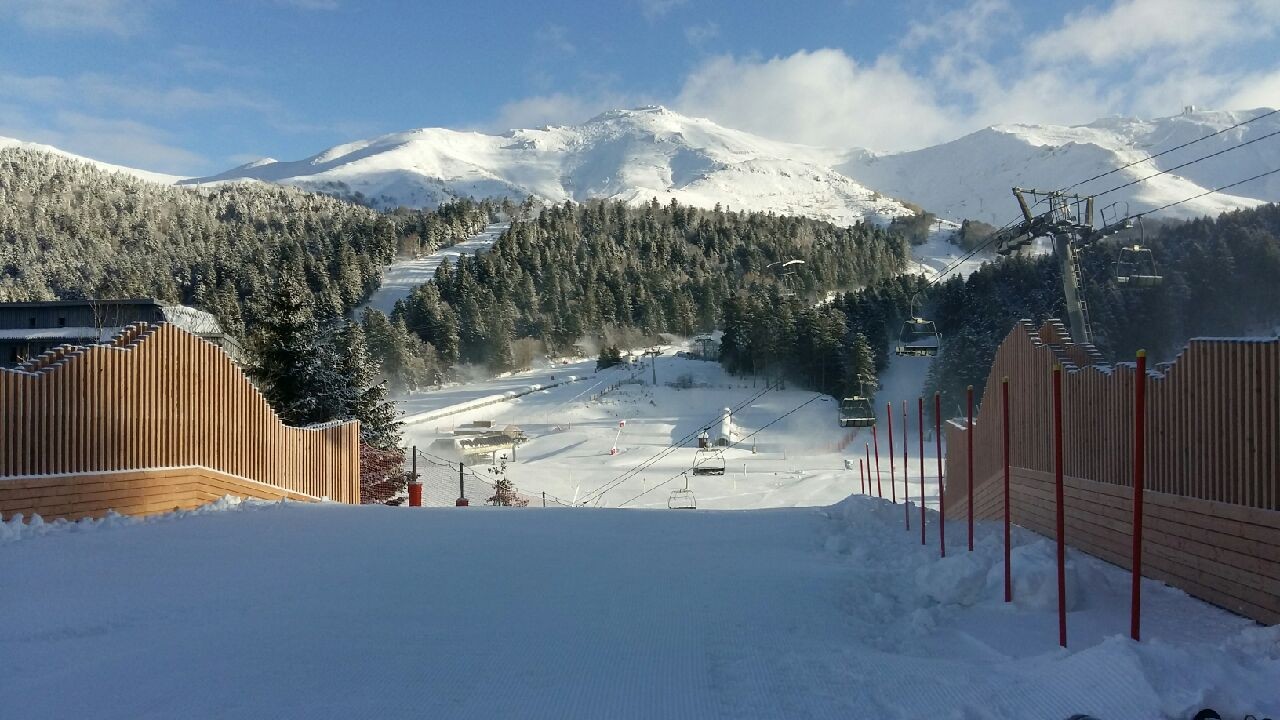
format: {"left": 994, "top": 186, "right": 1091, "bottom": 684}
{"left": 3, "top": 497, "right": 1274, "bottom": 719}
{"left": 357, "top": 222, "right": 507, "bottom": 316}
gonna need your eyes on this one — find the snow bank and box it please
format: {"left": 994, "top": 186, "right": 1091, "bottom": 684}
{"left": 0, "top": 496, "right": 283, "bottom": 545}
{"left": 822, "top": 495, "right": 1280, "bottom": 719}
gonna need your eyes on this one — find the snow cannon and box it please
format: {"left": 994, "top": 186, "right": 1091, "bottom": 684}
{"left": 716, "top": 408, "right": 733, "bottom": 447}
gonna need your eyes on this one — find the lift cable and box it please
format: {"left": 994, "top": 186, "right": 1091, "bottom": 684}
{"left": 616, "top": 392, "right": 826, "bottom": 508}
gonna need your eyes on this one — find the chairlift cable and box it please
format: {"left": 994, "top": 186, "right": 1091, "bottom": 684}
{"left": 576, "top": 383, "right": 774, "bottom": 504}
{"left": 616, "top": 392, "right": 825, "bottom": 507}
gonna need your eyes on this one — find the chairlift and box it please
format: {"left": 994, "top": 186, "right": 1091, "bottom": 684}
{"left": 768, "top": 259, "right": 805, "bottom": 298}
{"left": 895, "top": 293, "right": 941, "bottom": 356}
{"left": 668, "top": 472, "right": 697, "bottom": 510}
{"left": 691, "top": 448, "right": 726, "bottom": 476}
{"left": 839, "top": 396, "right": 876, "bottom": 427}
{"left": 1114, "top": 218, "right": 1162, "bottom": 287}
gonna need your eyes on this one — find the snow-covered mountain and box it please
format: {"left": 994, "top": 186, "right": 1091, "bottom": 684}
{"left": 183, "top": 106, "right": 913, "bottom": 226}
{"left": 0, "top": 135, "right": 186, "bottom": 185}
{"left": 838, "top": 108, "right": 1278, "bottom": 225}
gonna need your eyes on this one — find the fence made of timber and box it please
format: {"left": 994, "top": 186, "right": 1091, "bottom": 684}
{"left": 1, "top": 322, "right": 360, "bottom": 520}
{"left": 945, "top": 320, "right": 1280, "bottom": 624}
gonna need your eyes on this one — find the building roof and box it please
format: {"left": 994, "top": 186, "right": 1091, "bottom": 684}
{"left": 0, "top": 298, "right": 159, "bottom": 309}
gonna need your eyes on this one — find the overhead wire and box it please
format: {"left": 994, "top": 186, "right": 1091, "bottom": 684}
{"left": 616, "top": 392, "right": 827, "bottom": 507}
{"left": 575, "top": 382, "right": 775, "bottom": 505}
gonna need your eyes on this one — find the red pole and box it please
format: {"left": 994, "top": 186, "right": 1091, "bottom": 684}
{"left": 865, "top": 443, "right": 873, "bottom": 498}
{"left": 903, "top": 400, "right": 910, "bottom": 530}
{"left": 919, "top": 396, "right": 926, "bottom": 545}
{"left": 967, "top": 384, "right": 974, "bottom": 552}
{"left": 872, "top": 427, "right": 882, "bottom": 499}
{"left": 936, "top": 391, "right": 945, "bottom": 558}
{"left": 887, "top": 404, "right": 896, "bottom": 504}
{"left": 1053, "top": 364, "right": 1066, "bottom": 648}
{"left": 1131, "top": 351, "right": 1147, "bottom": 641}
{"left": 1002, "top": 377, "right": 1011, "bottom": 603}
{"left": 859, "top": 458, "right": 866, "bottom": 495}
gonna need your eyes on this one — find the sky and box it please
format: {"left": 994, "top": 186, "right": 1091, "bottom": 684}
{"left": 1, "top": 0, "right": 1278, "bottom": 176}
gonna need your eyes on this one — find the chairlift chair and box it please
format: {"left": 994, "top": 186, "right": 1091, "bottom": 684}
{"left": 838, "top": 396, "right": 876, "bottom": 427}
{"left": 668, "top": 473, "right": 697, "bottom": 510}
{"left": 1114, "top": 245, "right": 1162, "bottom": 287}
{"left": 691, "top": 448, "right": 726, "bottom": 476}
{"left": 768, "top": 259, "right": 805, "bottom": 298}
{"left": 895, "top": 293, "right": 941, "bottom": 356}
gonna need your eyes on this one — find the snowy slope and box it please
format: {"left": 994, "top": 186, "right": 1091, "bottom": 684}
{"left": 839, "top": 107, "right": 1279, "bottom": 224}
{"left": 356, "top": 222, "right": 507, "bottom": 316}
{"left": 3, "top": 497, "right": 1275, "bottom": 719}
{"left": 183, "top": 106, "right": 913, "bottom": 225}
{"left": 0, "top": 135, "right": 186, "bottom": 185}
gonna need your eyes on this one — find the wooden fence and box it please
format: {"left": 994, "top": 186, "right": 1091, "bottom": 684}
{"left": 1, "top": 322, "right": 360, "bottom": 520}
{"left": 945, "top": 320, "right": 1280, "bottom": 623}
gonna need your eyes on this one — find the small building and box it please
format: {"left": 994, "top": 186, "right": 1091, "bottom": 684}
{"left": 0, "top": 299, "right": 236, "bottom": 368}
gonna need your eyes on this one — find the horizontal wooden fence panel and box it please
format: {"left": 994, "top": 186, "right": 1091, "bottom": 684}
{"left": 0, "top": 323, "right": 359, "bottom": 518}
{"left": 0, "top": 467, "right": 317, "bottom": 522}
{"left": 945, "top": 321, "right": 1280, "bottom": 624}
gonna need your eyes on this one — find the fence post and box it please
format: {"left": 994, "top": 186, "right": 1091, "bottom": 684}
{"left": 409, "top": 445, "right": 422, "bottom": 508}
{"left": 542, "top": 491, "right": 547, "bottom": 508}
{"left": 456, "top": 462, "right": 469, "bottom": 507}
{"left": 887, "top": 403, "right": 896, "bottom": 504}
{"left": 918, "top": 396, "right": 925, "bottom": 545}
{"left": 859, "top": 457, "right": 866, "bottom": 495}
{"left": 872, "top": 426, "right": 882, "bottom": 498}
{"left": 902, "top": 400, "right": 910, "bottom": 530}
{"left": 1003, "top": 378, "right": 1011, "bottom": 603}
{"left": 967, "top": 384, "right": 974, "bottom": 553}
{"left": 936, "top": 391, "right": 945, "bottom": 558}
{"left": 1053, "top": 363, "right": 1066, "bottom": 648}
{"left": 1131, "top": 350, "right": 1147, "bottom": 641}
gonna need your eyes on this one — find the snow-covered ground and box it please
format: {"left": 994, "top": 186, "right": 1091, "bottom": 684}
{"left": 398, "top": 343, "right": 952, "bottom": 511}
{"left": 356, "top": 222, "right": 507, "bottom": 316}
{"left": 3, "top": 495, "right": 1274, "bottom": 719}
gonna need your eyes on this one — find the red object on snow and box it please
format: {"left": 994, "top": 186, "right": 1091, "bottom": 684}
{"left": 610, "top": 447, "right": 618, "bottom": 456}
{"left": 456, "top": 498, "right": 470, "bottom": 507}
{"left": 408, "top": 482, "right": 423, "bottom": 507}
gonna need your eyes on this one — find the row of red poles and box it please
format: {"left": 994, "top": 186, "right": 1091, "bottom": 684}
{"left": 856, "top": 351, "right": 1149, "bottom": 648}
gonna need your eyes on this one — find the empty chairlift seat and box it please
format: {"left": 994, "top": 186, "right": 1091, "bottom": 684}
{"left": 895, "top": 318, "right": 941, "bottom": 356}
{"left": 839, "top": 397, "right": 876, "bottom": 427}
{"left": 1115, "top": 245, "right": 1162, "bottom": 287}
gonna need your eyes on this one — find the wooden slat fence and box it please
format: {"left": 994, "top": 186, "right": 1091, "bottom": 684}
{"left": 1, "top": 322, "right": 360, "bottom": 519}
{"left": 945, "top": 320, "right": 1280, "bottom": 624}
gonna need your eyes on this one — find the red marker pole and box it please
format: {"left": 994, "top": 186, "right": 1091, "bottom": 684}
{"left": 919, "top": 396, "right": 926, "bottom": 545}
{"left": 967, "top": 384, "right": 975, "bottom": 553}
{"left": 903, "top": 401, "right": 910, "bottom": 530}
{"left": 1053, "top": 364, "right": 1067, "bottom": 648}
{"left": 1002, "top": 378, "right": 1012, "bottom": 603}
{"left": 872, "top": 426, "right": 882, "bottom": 499}
{"left": 887, "top": 404, "right": 897, "bottom": 504}
{"left": 865, "top": 443, "right": 873, "bottom": 498}
{"left": 1131, "top": 351, "right": 1147, "bottom": 641}
{"left": 859, "top": 457, "right": 866, "bottom": 495}
{"left": 936, "top": 391, "right": 945, "bottom": 558}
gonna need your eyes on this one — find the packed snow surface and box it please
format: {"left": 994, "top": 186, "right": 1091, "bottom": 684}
{"left": 3, "top": 494, "right": 1275, "bottom": 719}
{"left": 356, "top": 222, "right": 507, "bottom": 316}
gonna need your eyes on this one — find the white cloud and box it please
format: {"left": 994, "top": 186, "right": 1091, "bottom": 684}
{"left": 491, "top": 91, "right": 638, "bottom": 131}
{"left": 536, "top": 23, "right": 575, "bottom": 55}
{"left": 674, "top": 49, "right": 957, "bottom": 152}
{"left": 684, "top": 21, "right": 718, "bottom": 46}
{"left": 0, "top": 106, "right": 206, "bottom": 173}
{"left": 0, "top": 0, "right": 148, "bottom": 36}
{"left": 1028, "top": 0, "right": 1275, "bottom": 66}
{"left": 637, "top": 0, "right": 687, "bottom": 20}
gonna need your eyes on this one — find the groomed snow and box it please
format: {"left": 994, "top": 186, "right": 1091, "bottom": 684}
{"left": 356, "top": 222, "right": 507, "bottom": 316}
{"left": 2, "top": 495, "right": 1274, "bottom": 719}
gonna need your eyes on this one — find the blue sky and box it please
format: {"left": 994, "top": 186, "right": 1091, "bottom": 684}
{"left": 1, "top": 0, "right": 1277, "bottom": 175}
